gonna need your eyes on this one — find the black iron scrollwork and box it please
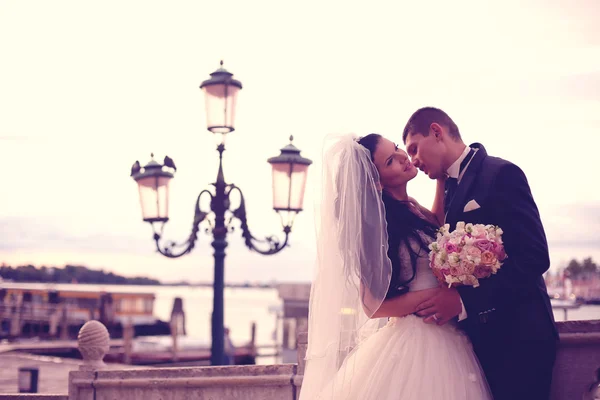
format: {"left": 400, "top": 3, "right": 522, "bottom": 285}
{"left": 152, "top": 190, "right": 212, "bottom": 258}
{"left": 227, "top": 185, "right": 290, "bottom": 255}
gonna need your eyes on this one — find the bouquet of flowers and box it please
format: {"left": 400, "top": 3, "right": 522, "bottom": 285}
{"left": 428, "top": 222, "right": 507, "bottom": 288}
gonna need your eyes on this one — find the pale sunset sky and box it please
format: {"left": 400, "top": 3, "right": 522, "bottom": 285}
{"left": 0, "top": 0, "right": 599, "bottom": 283}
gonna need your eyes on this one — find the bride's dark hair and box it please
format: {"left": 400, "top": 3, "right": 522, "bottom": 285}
{"left": 357, "top": 133, "right": 438, "bottom": 298}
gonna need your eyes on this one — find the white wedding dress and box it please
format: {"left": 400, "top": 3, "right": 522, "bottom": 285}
{"left": 301, "top": 134, "right": 491, "bottom": 400}
{"left": 307, "top": 235, "right": 492, "bottom": 400}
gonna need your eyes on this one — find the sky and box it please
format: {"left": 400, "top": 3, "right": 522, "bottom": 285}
{"left": 0, "top": 0, "right": 599, "bottom": 284}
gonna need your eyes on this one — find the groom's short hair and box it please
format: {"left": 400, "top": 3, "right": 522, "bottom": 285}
{"left": 402, "top": 107, "right": 461, "bottom": 143}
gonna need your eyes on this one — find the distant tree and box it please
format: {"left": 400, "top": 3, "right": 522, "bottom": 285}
{"left": 565, "top": 259, "right": 582, "bottom": 278}
{"left": 0, "top": 264, "right": 160, "bottom": 285}
{"left": 564, "top": 257, "right": 599, "bottom": 279}
{"left": 580, "top": 257, "right": 598, "bottom": 280}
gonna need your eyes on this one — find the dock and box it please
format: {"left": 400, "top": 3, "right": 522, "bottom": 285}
{"left": 0, "top": 339, "right": 124, "bottom": 355}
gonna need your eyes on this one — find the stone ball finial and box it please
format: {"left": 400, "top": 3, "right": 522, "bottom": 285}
{"left": 77, "top": 320, "right": 110, "bottom": 370}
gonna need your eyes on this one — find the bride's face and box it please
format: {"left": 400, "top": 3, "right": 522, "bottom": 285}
{"left": 372, "top": 138, "right": 418, "bottom": 189}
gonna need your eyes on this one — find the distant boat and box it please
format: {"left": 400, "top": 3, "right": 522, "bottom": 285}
{"left": 586, "top": 299, "right": 600, "bottom": 305}
{"left": 0, "top": 282, "right": 171, "bottom": 340}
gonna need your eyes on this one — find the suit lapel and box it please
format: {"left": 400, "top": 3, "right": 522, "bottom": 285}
{"left": 445, "top": 143, "right": 487, "bottom": 225}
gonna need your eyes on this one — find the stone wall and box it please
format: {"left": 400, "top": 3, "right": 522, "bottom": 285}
{"left": 551, "top": 320, "right": 600, "bottom": 400}
{"left": 68, "top": 364, "right": 301, "bottom": 400}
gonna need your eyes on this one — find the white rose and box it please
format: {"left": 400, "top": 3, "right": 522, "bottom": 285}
{"left": 449, "top": 237, "right": 461, "bottom": 246}
{"left": 463, "top": 236, "right": 476, "bottom": 246}
{"left": 448, "top": 254, "right": 460, "bottom": 267}
{"left": 473, "top": 225, "right": 487, "bottom": 237}
{"left": 435, "top": 252, "right": 446, "bottom": 265}
{"left": 468, "top": 255, "right": 481, "bottom": 265}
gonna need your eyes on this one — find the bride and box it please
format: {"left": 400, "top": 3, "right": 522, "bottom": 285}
{"left": 299, "top": 133, "right": 492, "bottom": 400}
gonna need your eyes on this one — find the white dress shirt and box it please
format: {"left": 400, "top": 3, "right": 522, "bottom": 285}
{"left": 447, "top": 145, "right": 474, "bottom": 180}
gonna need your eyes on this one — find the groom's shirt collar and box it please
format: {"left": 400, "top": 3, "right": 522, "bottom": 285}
{"left": 447, "top": 145, "right": 472, "bottom": 179}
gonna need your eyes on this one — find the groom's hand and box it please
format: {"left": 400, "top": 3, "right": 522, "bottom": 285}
{"left": 415, "top": 287, "right": 462, "bottom": 325}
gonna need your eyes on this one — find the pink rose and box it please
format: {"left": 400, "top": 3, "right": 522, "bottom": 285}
{"left": 455, "top": 265, "right": 468, "bottom": 276}
{"left": 474, "top": 239, "right": 494, "bottom": 251}
{"left": 460, "top": 260, "right": 476, "bottom": 275}
{"left": 450, "top": 266, "right": 460, "bottom": 276}
{"left": 466, "top": 247, "right": 482, "bottom": 258}
{"left": 480, "top": 250, "right": 497, "bottom": 266}
{"left": 432, "top": 268, "right": 444, "bottom": 283}
{"left": 445, "top": 242, "right": 458, "bottom": 253}
{"left": 430, "top": 257, "right": 436, "bottom": 268}
{"left": 474, "top": 265, "right": 491, "bottom": 279}
{"left": 492, "top": 243, "right": 507, "bottom": 261}
{"left": 441, "top": 268, "right": 451, "bottom": 276}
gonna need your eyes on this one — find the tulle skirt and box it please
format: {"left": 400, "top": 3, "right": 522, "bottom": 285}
{"left": 311, "top": 315, "right": 492, "bottom": 400}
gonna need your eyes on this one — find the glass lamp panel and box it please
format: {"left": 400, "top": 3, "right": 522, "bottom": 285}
{"left": 136, "top": 176, "right": 171, "bottom": 221}
{"left": 203, "top": 84, "right": 240, "bottom": 133}
{"left": 288, "top": 164, "right": 309, "bottom": 210}
{"left": 271, "top": 163, "right": 309, "bottom": 211}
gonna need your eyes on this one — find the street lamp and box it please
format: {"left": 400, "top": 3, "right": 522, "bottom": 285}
{"left": 130, "top": 154, "right": 175, "bottom": 224}
{"left": 130, "top": 61, "right": 312, "bottom": 366}
{"left": 200, "top": 60, "right": 242, "bottom": 134}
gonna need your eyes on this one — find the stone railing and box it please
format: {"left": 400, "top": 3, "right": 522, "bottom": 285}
{"left": 68, "top": 320, "right": 303, "bottom": 399}
{"left": 0, "top": 319, "right": 598, "bottom": 399}
{"left": 552, "top": 320, "right": 600, "bottom": 400}
{"left": 69, "top": 364, "right": 301, "bottom": 400}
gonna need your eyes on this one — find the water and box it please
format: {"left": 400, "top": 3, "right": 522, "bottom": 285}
{"left": 151, "top": 285, "right": 281, "bottom": 346}
{"left": 130, "top": 284, "right": 600, "bottom": 327}
{"left": 552, "top": 304, "right": 600, "bottom": 322}
{"left": 1, "top": 282, "right": 284, "bottom": 364}
{"left": 150, "top": 284, "right": 283, "bottom": 365}
{"left": 4, "top": 282, "right": 598, "bottom": 363}
{"left": 72, "top": 284, "right": 283, "bottom": 352}
{"left": 116, "top": 283, "right": 600, "bottom": 339}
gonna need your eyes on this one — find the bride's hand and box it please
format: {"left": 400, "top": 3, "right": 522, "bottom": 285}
{"left": 372, "top": 287, "right": 443, "bottom": 319}
{"left": 414, "top": 287, "right": 462, "bottom": 325}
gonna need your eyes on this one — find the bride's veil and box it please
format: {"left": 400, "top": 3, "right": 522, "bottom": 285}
{"left": 300, "top": 133, "right": 392, "bottom": 399}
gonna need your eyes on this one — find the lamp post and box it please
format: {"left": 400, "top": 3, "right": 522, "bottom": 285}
{"left": 130, "top": 61, "right": 312, "bottom": 366}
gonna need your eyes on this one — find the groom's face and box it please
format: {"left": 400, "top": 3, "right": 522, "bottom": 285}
{"left": 405, "top": 130, "right": 446, "bottom": 179}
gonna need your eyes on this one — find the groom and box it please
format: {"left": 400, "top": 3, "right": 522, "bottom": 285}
{"left": 402, "top": 107, "right": 558, "bottom": 400}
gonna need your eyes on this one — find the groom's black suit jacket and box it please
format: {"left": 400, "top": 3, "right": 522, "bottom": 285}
{"left": 446, "top": 143, "right": 558, "bottom": 344}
